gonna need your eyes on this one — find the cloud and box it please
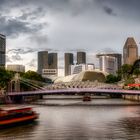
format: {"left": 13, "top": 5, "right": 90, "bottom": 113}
{"left": 6, "top": 55, "right": 12, "bottom": 63}
{"left": 7, "top": 48, "right": 37, "bottom": 54}
{"left": 2, "top": 0, "right": 140, "bottom": 75}
{"left": 11, "top": 54, "right": 23, "bottom": 61}
{"left": 103, "top": 6, "right": 117, "bottom": 16}
{"left": 28, "top": 33, "right": 48, "bottom": 48}
{"left": 26, "top": 59, "right": 36, "bottom": 67}
{"left": 0, "top": 15, "right": 45, "bottom": 37}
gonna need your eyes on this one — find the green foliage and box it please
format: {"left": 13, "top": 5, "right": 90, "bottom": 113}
{"left": 22, "top": 70, "right": 45, "bottom": 81}
{"left": 105, "top": 74, "right": 120, "bottom": 83}
{"left": 120, "top": 64, "right": 132, "bottom": 79}
{"left": 124, "top": 77, "right": 135, "bottom": 86}
{"left": 133, "top": 68, "right": 140, "bottom": 77}
{"left": 0, "top": 68, "right": 14, "bottom": 89}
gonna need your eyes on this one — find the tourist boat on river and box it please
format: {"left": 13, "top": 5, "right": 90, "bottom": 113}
{"left": 0, "top": 106, "right": 39, "bottom": 128}
{"left": 83, "top": 94, "right": 91, "bottom": 101}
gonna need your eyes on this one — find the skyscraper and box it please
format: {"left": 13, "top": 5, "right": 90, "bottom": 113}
{"left": 65, "top": 53, "right": 74, "bottom": 76}
{"left": 97, "top": 53, "right": 122, "bottom": 71}
{"left": 123, "top": 37, "right": 138, "bottom": 65}
{"left": 0, "top": 34, "right": 6, "bottom": 67}
{"left": 48, "top": 53, "right": 58, "bottom": 70}
{"left": 77, "top": 51, "right": 86, "bottom": 64}
{"left": 38, "top": 51, "right": 58, "bottom": 76}
{"left": 37, "top": 51, "right": 48, "bottom": 74}
{"left": 97, "top": 55, "right": 118, "bottom": 75}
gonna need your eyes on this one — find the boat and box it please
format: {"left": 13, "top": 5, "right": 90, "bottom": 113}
{"left": 0, "top": 106, "right": 39, "bottom": 128}
{"left": 83, "top": 94, "right": 91, "bottom": 101}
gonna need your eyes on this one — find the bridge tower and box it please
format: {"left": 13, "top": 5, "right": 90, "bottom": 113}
{"left": 8, "top": 73, "right": 20, "bottom": 92}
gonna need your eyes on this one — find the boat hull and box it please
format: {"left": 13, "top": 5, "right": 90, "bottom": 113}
{"left": 0, "top": 114, "right": 38, "bottom": 128}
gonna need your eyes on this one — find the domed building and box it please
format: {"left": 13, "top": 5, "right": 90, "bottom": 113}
{"left": 54, "top": 70, "right": 106, "bottom": 83}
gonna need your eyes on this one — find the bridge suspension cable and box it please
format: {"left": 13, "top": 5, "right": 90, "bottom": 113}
{"left": 19, "top": 78, "right": 47, "bottom": 90}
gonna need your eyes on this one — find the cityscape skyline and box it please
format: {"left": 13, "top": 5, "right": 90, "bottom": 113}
{"left": 0, "top": 0, "right": 140, "bottom": 76}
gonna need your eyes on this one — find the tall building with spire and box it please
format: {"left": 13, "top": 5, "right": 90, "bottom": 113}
{"left": 123, "top": 37, "right": 138, "bottom": 65}
{"left": 0, "top": 34, "right": 6, "bottom": 67}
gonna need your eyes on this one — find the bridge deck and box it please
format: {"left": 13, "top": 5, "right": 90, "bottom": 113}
{"left": 7, "top": 88, "right": 140, "bottom": 96}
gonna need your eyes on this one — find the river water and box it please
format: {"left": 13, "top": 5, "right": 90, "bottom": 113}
{"left": 1, "top": 96, "right": 140, "bottom": 140}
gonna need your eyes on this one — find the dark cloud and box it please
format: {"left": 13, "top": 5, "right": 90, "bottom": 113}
{"left": 103, "top": 6, "right": 117, "bottom": 16}
{"left": 0, "top": 15, "right": 45, "bottom": 37}
{"left": 7, "top": 48, "right": 37, "bottom": 54}
{"left": 19, "top": 7, "right": 45, "bottom": 21}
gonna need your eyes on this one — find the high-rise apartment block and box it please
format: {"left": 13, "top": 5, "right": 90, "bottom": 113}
{"left": 77, "top": 52, "right": 86, "bottom": 64}
{"left": 37, "top": 51, "right": 58, "bottom": 76}
{"left": 0, "top": 34, "right": 6, "bottom": 67}
{"left": 123, "top": 37, "right": 138, "bottom": 65}
{"left": 64, "top": 53, "right": 74, "bottom": 76}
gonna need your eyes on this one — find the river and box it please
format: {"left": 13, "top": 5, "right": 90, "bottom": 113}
{"left": 1, "top": 96, "right": 140, "bottom": 140}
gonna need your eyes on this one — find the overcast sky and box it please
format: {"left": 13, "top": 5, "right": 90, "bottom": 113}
{"left": 1, "top": 0, "right": 140, "bottom": 75}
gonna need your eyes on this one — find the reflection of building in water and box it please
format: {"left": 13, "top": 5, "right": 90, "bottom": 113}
{"left": 70, "top": 63, "right": 95, "bottom": 75}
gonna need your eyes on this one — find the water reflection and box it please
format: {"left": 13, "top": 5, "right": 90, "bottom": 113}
{"left": 0, "top": 98, "right": 140, "bottom": 140}
{"left": 0, "top": 122, "right": 39, "bottom": 139}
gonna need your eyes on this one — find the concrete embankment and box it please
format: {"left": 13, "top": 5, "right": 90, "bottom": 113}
{"left": 122, "top": 95, "right": 140, "bottom": 102}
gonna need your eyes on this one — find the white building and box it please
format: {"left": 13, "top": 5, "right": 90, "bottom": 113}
{"left": 7, "top": 65, "right": 25, "bottom": 72}
{"left": 99, "top": 56, "right": 117, "bottom": 75}
{"left": 42, "top": 69, "right": 57, "bottom": 76}
{"left": 70, "top": 63, "right": 95, "bottom": 75}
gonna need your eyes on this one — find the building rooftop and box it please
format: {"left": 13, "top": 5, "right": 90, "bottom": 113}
{"left": 124, "top": 37, "right": 137, "bottom": 47}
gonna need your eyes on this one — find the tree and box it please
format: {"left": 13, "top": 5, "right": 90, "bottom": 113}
{"left": 105, "top": 74, "right": 120, "bottom": 83}
{"left": 133, "top": 68, "right": 140, "bottom": 77}
{"left": 22, "top": 71, "right": 45, "bottom": 81}
{"left": 0, "top": 68, "right": 14, "bottom": 90}
{"left": 117, "top": 64, "right": 132, "bottom": 80}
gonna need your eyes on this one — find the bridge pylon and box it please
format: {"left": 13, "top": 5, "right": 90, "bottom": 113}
{"left": 8, "top": 73, "right": 20, "bottom": 92}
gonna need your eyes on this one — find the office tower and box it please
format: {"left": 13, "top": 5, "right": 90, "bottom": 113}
{"left": 37, "top": 51, "right": 48, "bottom": 74}
{"left": 123, "top": 37, "right": 138, "bottom": 65}
{"left": 98, "top": 55, "right": 118, "bottom": 75}
{"left": 48, "top": 53, "right": 58, "bottom": 70}
{"left": 44, "top": 53, "right": 58, "bottom": 76}
{"left": 97, "top": 53, "right": 122, "bottom": 71}
{"left": 65, "top": 53, "right": 74, "bottom": 76}
{"left": 0, "top": 34, "right": 6, "bottom": 67}
{"left": 37, "top": 51, "right": 58, "bottom": 76}
{"left": 77, "top": 52, "right": 86, "bottom": 64}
